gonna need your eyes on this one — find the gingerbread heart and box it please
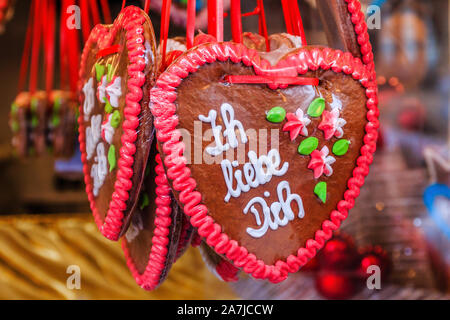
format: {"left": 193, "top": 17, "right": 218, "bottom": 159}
{"left": 150, "top": 42, "right": 378, "bottom": 283}
{"left": 122, "top": 143, "right": 183, "bottom": 290}
{"left": 79, "top": 6, "right": 157, "bottom": 240}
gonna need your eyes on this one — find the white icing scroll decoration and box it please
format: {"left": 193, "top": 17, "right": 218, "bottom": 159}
{"left": 83, "top": 78, "right": 95, "bottom": 121}
{"left": 199, "top": 102, "right": 307, "bottom": 239}
{"left": 106, "top": 76, "right": 122, "bottom": 108}
{"left": 91, "top": 142, "right": 108, "bottom": 196}
{"left": 86, "top": 114, "right": 102, "bottom": 160}
{"left": 101, "top": 114, "right": 115, "bottom": 144}
{"left": 243, "top": 181, "right": 305, "bottom": 238}
{"left": 199, "top": 103, "right": 248, "bottom": 156}
{"left": 221, "top": 149, "right": 289, "bottom": 202}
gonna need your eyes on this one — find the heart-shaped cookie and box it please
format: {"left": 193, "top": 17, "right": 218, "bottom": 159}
{"left": 150, "top": 42, "right": 378, "bottom": 282}
{"left": 122, "top": 143, "right": 183, "bottom": 290}
{"left": 78, "top": 6, "right": 157, "bottom": 240}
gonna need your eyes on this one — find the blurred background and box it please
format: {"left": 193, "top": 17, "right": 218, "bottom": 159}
{"left": 0, "top": 0, "right": 448, "bottom": 299}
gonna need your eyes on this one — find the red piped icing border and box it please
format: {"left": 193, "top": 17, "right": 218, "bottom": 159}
{"left": 150, "top": 0, "right": 378, "bottom": 282}
{"left": 122, "top": 153, "right": 175, "bottom": 290}
{"left": 78, "top": 6, "right": 149, "bottom": 240}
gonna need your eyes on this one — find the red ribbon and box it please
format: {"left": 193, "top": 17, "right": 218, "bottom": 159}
{"left": 225, "top": 75, "right": 319, "bottom": 86}
{"left": 97, "top": 45, "right": 120, "bottom": 58}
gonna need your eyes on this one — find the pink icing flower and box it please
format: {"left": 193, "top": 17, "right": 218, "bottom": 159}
{"left": 101, "top": 114, "right": 115, "bottom": 144}
{"left": 318, "top": 108, "right": 346, "bottom": 140}
{"left": 97, "top": 75, "right": 108, "bottom": 103}
{"left": 307, "top": 146, "right": 336, "bottom": 179}
{"left": 106, "top": 76, "right": 122, "bottom": 108}
{"left": 282, "top": 108, "right": 311, "bottom": 140}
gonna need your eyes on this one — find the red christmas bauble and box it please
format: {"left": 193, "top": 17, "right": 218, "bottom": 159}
{"left": 319, "top": 236, "right": 359, "bottom": 270}
{"left": 358, "top": 246, "right": 390, "bottom": 279}
{"left": 315, "top": 272, "right": 358, "bottom": 300}
{"left": 301, "top": 256, "right": 319, "bottom": 272}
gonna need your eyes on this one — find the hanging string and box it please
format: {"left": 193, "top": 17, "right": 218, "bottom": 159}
{"left": 229, "top": 0, "right": 268, "bottom": 50}
{"left": 230, "top": 0, "right": 242, "bottom": 43}
{"left": 62, "top": 0, "right": 80, "bottom": 94}
{"left": 144, "top": 0, "right": 151, "bottom": 13}
{"left": 160, "top": 0, "right": 172, "bottom": 65}
{"left": 59, "top": 0, "right": 68, "bottom": 90}
{"left": 281, "top": 0, "right": 307, "bottom": 45}
{"left": 89, "top": 0, "right": 101, "bottom": 25}
{"left": 80, "top": 0, "right": 92, "bottom": 43}
{"left": 29, "top": 0, "right": 44, "bottom": 94}
{"left": 99, "top": 0, "right": 112, "bottom": 23}
{"left": 281, "top": 0, "right": 293, "bottom": 34}
{"left": 18, "top": 0, "right": 36, "bottom": 93}
{"left": 44, "top": 0, "right": 56, "bottom": 96}
{"left": 290, "top": 0, "right": 307, "bottom": 45}
{"left": 208, "top": 0, "right": 223, "bottom": 42}
{"left": 186, "top": 0, "right": 195, "bottom": 48}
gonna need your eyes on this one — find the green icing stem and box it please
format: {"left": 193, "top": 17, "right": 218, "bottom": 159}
{"left": 95, "top": 63, "right": 106, "bottom": 82}
{"left": 314, "top": 181, "right": 327, "bottom": 203}
{"left": 108, "top": 145, "right": 117, "bottom": 172}
{"left": 111, "top": 110, "right": 121, "bottom": 128}
{"left": 107, "top": 64, "right": 114, "bottom": 82}
{"left": 105, "top": 100, "right": 113, "bottom": 113}
{"left": 140, "top": 193, "right": 149, "bottom": 210}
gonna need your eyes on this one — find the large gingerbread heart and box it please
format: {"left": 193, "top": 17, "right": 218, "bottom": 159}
{"left": 79, "top": 6, "right": 157, "bottom": 240}
{"left": 151, "top": 43, "right": 378, "bottom": 283}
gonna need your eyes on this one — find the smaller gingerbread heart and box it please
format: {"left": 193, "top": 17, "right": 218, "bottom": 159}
{"left": 122, "top": 144, "right": 183, "bottom": 290}
{"left": 79, "top": 6, "right": 158, "bottom": 240}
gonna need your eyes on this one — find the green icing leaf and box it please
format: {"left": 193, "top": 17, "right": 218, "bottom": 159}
{"left": 111, "top": 110, "right": 121, "bottom": 128}
{"left": 105, "top": 100, "right": 113, "bottom": 113}
{"left": 314, "top": 181, "right": 327, "bottom": 203}
{"left": 108, "top": 145, "right": 116, "bottom": 172}
{"left": 144, "top": 164, "right": 151, "bottom": 177}
{"left": 266, "top": 106, "right": 286, "bottom": 123}
{"left": 54, "top": 97, "right": 62, "bottom": 111}
{"left": 31, "top": 116, "right": 38, "bottom": 128}
{"left": 30, "top": 99, "right": 38, "bottom": 112}
{"left": 52, "top": 115, "right": 60, "bottom": 127}
{"left": 140, "top": 193, "right": 149, "bottom": 210}
{"left": 307, "top": 97, "right": 325, "bottom": 117}
{"left": 11, "top": 121, "right": 19, "bottom": 133}
{"left": 298, "top": 137, "right": 319, "bottom": 155}
{"left": 107, "top": 64, "right": 113, "bottom": 82}
{"left": 10, "top": 103, "right": 18, "bottom": 115}
{"left": 95, "top": 63, "right": 105, "bottom": 82}
{"left": 332, "top": 139, "right": 350, "bottom": 156}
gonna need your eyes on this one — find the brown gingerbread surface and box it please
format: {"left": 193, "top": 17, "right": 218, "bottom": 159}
{"left": 169, "top": 54, "right": 367, "bottom": 265}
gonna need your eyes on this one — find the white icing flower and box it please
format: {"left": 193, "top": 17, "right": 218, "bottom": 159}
{"left": 91, "top": 142, "right": 108, "bottom": 197}
{"left": 83, "top": 78, "right": 95, "bottom": 121}
{"left": 295, "top": 108, "right": 311, "bottom": 136}
{"left": 97, "top": 75, "right": 108, "bottom": 103}
{"left": 85, "top": 114, "right": 102, "bottom": 160}
{"left": 101, "top": 114, "right": 115, "bottom": 144}
{"left": 106, "top": 76, "right": 122, "bottom": 108}
{"left": 321, "top": 146, "right": 336, "bottom": 176}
